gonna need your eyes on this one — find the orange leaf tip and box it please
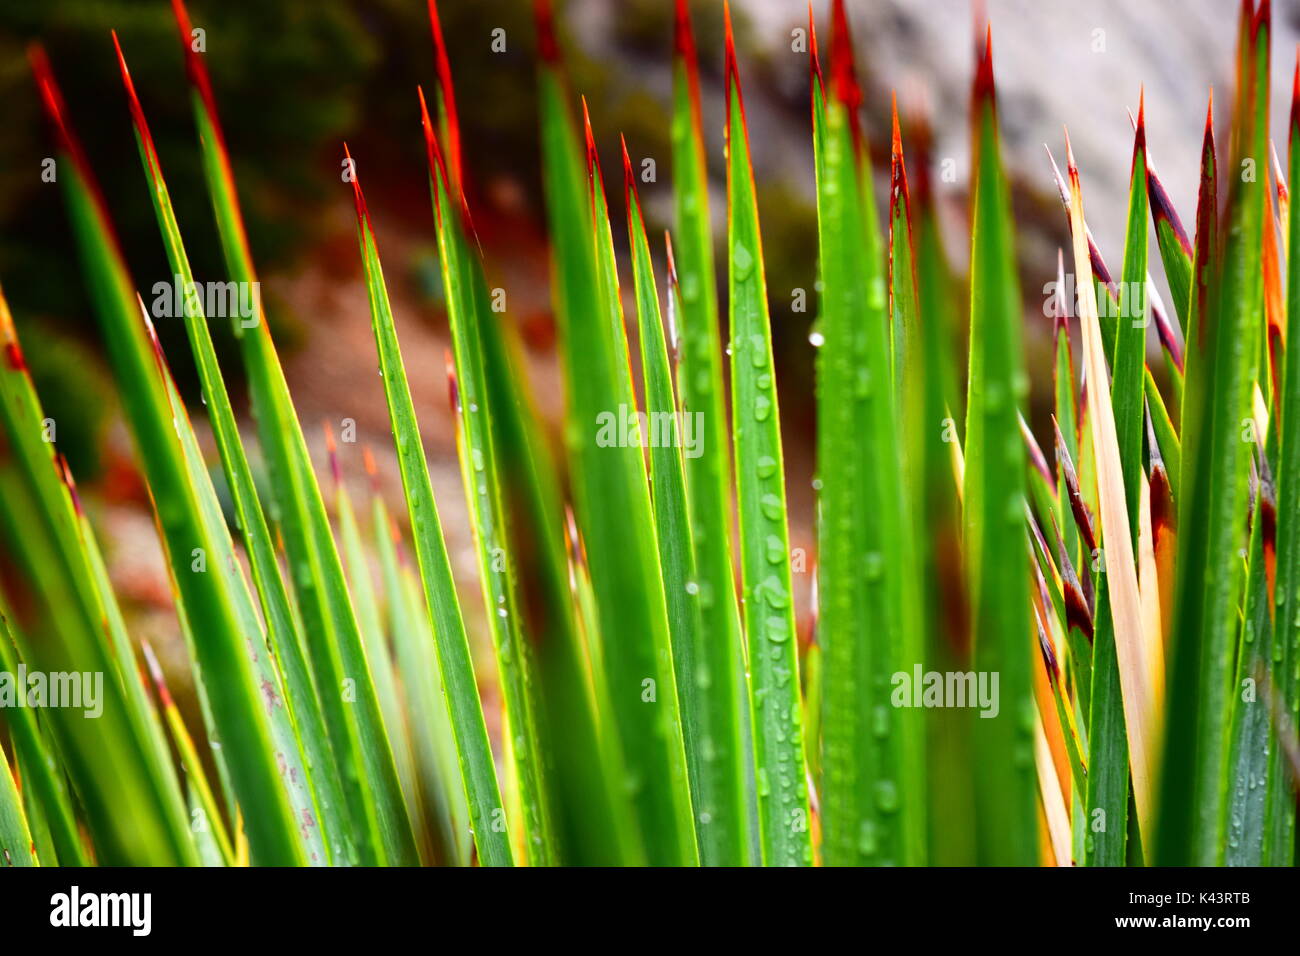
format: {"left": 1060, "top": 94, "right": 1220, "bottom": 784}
{"left": 1063, "top": 125, "right": 1078, "bottom": 183}
{"left": 889, "top": 94, "right": 910, "bottom": 215}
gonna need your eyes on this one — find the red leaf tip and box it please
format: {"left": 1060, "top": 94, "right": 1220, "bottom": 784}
{"left": 169, "top": 0, "right": 219, "bottom": 122}
{"left": 829, "top": 0, "right": 862, "bottom": 112}
{"left": 444, "top": 348, "right": 460, "bottom": 415}
{"left": 581, "top": 96, "right": 602, "bottom": 184}
{"left": 620, "top": 134, "right": 639, "bottom": 209}
{"left": 343, "top": 143, "right": 367, "bottom": 224}
{"left": 890, "top": 93, "right": 909, "bottom": 213}
{"left": 141, "top": 641, "right": 174, "bottom": 710}
{"left": 534, "top": 0, "right": 560, "bottom": 64}
{"left": 673, "top": 0, "right": 695, "bottom": 60}
{"left": 28, "top": 44, "right": 68, "bottom": 149}
{"left": 972, "top": 23, "right": 995, "bottom": 104}
{"left": 0, "top": 293, "right": 23, "bottom": 373}
{"left": 890, "top": 92, "right": 903, "bottom": 160}
{"left": 1131, "top": 89, "right": 1147, "bottom": 174}
{"left": 674, "top": 0, "right": 705, "bottom": 136}
{"left": 1251, "top": 0, "right": 1270, "bottom": 40}
{"left": 808, "top": 3, "right": 822, "bottom": 87}
{"left": 112, "top": 32, "right": 161, "bottom": 169}
{"left": 427, "top": 0, "right": 463, "bottom": 190}
{"left": 417, "top": 85, "right": 451, "bottom": 199}
{"left": 723, "top": 0, "right": 749, "bottom": 140}
{"left": 724, "top": 0, "right": 738, "bottom": 88}
{"left": 323, "top": 421, "right": 341, "bottom": 487}
{"left": 1291, "top": 46, "right": 1300, "bottom": 133}
{"left": 29, "top": 44, "right": 120, "bottom": 246}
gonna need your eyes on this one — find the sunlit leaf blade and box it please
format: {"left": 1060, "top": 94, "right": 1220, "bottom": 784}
{"left": 347, "top": 158, "right": 511, "bottom": 867}
{"left": 369, "top": 477, "right": 468, "bottom": 866}
{"left": 160, "top": 353, "right": 333, "bottom": 865}
{"left": 1045, "top": 145, "right": 1182, "bottom": 483}
{"left": 170, "top": 0, "right": 420, "bottom": 866}
{"left": 1067, "top": 132, "right": 1161, "bottom": 849}
{"left": 1, "top": 294, "right": 183, "bottom": 866}
{"left": 0, "top": 610, "right": 87, "bottom": 866}
{"left": 534, "top": 0, "right": 695, "bottom": 865}
{"left": 1079, "top": 98, "right": 1154, "bottom": 868}
{"left": 31, "top": 47, "right": 306, "bottom": 865}
{"left": 1158, "top": 2, "right": 1269, "bottom": 866}
{"left": 906, "top": 102, "right": 974, "bottom": 867}
{"left": 590, "top": 115, "right": 698, "bottom": 864}
{"left": 1084, "top": 591, "right": 1127, "bottom": 865}
{"left": 625, "top": 150, "right": 713, "bottom": 862}
{"left": 726, "top": 4, "right": 811, "bottom": 867}
{"left": 963, "top": 29, "right": 1036, "bottom": 865}
{"left": 1146, "top": 153, "right": 1194, "bottom": 335}
{"left": 1114, "top": 100, "right": 1149, "bottom": 539}
{"left": 418, "top": 127, "right": 558, "bottom": 867}
{"left": 1223, "top": 451, "right": 1275, "bottom": 865}
{"left": 813, "top": 2, "right": 923, "bottom": 866}
{"left": 891, "top": 103, "right": 923, "bottom": 484}
{"left": 328, "top": 437, "right": 424, "bottom": 861}
{"left": 113, "top": 35, "right": 351, "bottom": 864}
{"left": 1146, "top": 379, "right": 1182, "bottom": 504}
{"left": 1266, "top": 51, "right": 1300, "bottom": 866}
{"left": 670, "top": 0, "right": 751, "bottom": 866}
{"left": 427, "top": 5, "right": 633, "bottom": 865}
{"left": 0, "top": 737, "right": 36, "bottom": 867}
{"left": 141, "top": 641, "right": 235, "bottom": 866}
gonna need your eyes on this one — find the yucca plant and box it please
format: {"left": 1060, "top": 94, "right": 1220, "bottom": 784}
{"left": 0, "top": 0, "right": 1296, "bottom": 868}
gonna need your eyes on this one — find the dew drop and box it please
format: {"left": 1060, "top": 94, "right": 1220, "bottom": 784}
{"left": 761, "top": 577, "right": 789, "bottom": 609}
{"left": 875, "top": 780, "right": 899, "bottom": 813}
{"left": 734, "top": 243, "right": 754, "bottom": 280}
{"left": 872, "top": 705, "right": 890, "bottom": 739}
{"left": 858, "top": 819, "right": 878, "bottom": 857}
{"left": 863, "top": 552, "right": 884, "bottom": 580}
